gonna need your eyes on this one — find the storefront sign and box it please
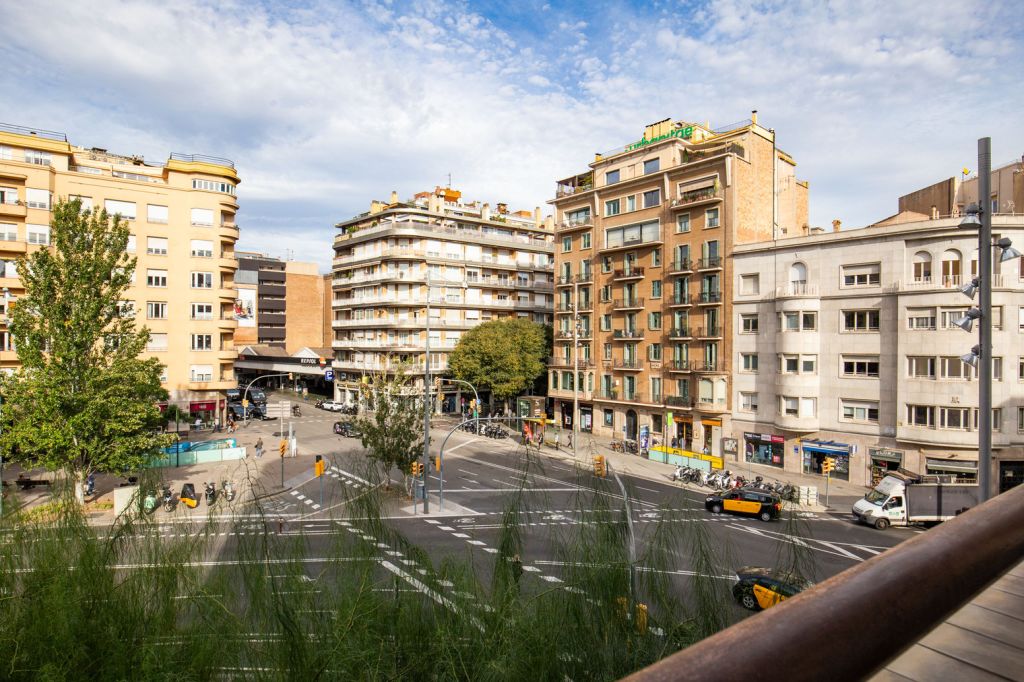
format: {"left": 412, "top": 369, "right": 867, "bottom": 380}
{"left": 625, "top": 126, "right": 694, "bottom": 152}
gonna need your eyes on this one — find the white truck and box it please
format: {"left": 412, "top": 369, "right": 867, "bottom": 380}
{"left": 852, "top": 472, "right": 979, "bottom": 530}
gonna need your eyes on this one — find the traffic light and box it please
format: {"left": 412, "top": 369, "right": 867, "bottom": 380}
{"left": 314, "top": 454, "right": 325, "bottom": 477}
{"left": 279, "top": 439, "right": 287, "bottom": 457}
{"left": 635, "top": 603, "right": 648, "bottom": 634}
{"left": 822, "top": 457, "right": 834, "bottom": 475}
{"left": 288, "top": 372, "right": 294, "bottom": 380}
{"left": 594, "top": 455, "right": 606, "bottom": 478}
{"left": 434, "top": 456, "right": 441, "bottom": 472}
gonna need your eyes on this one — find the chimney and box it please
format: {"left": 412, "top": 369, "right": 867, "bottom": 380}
{"left": 481, "top": 203, "right": 490, "bottom": 220}
{"left": 390, "top": 190, "right": 398, "bottom": 204}
{"left": 832, "top": 219, "right": 842, "bottom": 232}
{"left": 751, "top": 110, "right": 758, "bottom": 125}
{"left": 534, "top": 207, "right": 542, "bottom": 226}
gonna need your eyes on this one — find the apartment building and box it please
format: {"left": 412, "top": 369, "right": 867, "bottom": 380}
{"left": 331, "top": 187, "right": 554, "bottom": 407}
{"left": 0, "top": 122, "right": 240, "bottom": 423}
{"left": 731, "top": 213, "right": 1024, "bottom": 492}
{"left": 899, "top": 154, "right": 1024, "bottom": 219}
{"left": 549, "top": 114, "right": 808, "bottom": 452}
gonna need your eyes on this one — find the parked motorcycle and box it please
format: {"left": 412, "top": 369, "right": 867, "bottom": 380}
{"left": 84, "top": 472, "right": 96, "bottom": 497}
{"left": 162, "top": 485, "right": 175, "bottom": 512}
{"left": 143, "top": 489, "right": 158, "bottom": 514}
{"left": 180, "top": 483, "right": 199, "bottom": 509}
{"left": 204, "top": 481, "right": 216, "bottom": 506}
{"left": 222, "top": 480, "right": 236, "bottom": 502}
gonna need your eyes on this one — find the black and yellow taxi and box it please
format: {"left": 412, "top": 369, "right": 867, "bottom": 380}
{"left": 732, "top": 566, "right": 813, "bottom": 611}
{"left": 705, "top": 488, "right": 782, "bottom": 521}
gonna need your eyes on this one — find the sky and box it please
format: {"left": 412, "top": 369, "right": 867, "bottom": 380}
{"left": 2, "top": 0, "right": 1022, "bottom": 272}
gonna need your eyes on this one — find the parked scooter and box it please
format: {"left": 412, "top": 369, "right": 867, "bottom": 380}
{"left": 162, "top": 485, "right": 175, "bottom": 512}
{"left": 84, "top": 472, "right": 96, "bottom": 497}
{"left": 204, "top": 481, "right": 216, "bottom": 506}
{"left": 222, "top": 480, "right": 236, "bottom": 502}
{"left": 143, "top": 489, "right": 158, "bottom": 514}
{"left": 180, "top": 483, "right": 199, "bottom": 509}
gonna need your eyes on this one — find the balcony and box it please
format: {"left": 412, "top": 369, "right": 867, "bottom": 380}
{"left": 548, "top": 356, "right": 594, "bottom": 369}
{"left": 575, "top": 272, "right": 593, "bottom": 284}
{"left": 218, "top": 223, "right": 240, "bottom": 240}
{"left": 612, "top": 267, "right": 645, "bottom": 281}
{"left": 611, "top": 328, "right": 643, "bottom": 340}
{"left": 665, "top": 395, "right": 693, "bottom": 408}
{"left": 621, "top": 391, "right": 647, "bottom": 403}
{"left": 696, "top": 290, "right": 722, "bottom": 304}
{"left": 667, "top": 327, "right": 692, "bottom": 340}
{"left": 666, "top": 360, "right": 693, "bottom": 373}
{"left": 668, "top": 259, "right": 693, "bottom": 276}
{"left": 0, "top": 200, "right": 26, "bottom": 219}
{"left": 556, "top": 217, "right": 593, "bottom": 232}
{"left": 693, "top": 361, "right": 728, "bottom": 374}
{"left": 612, "top": 359, "right": 644, "bottom": 371}
{"left": 555, "top": 328, "right": 592, "bottom": 340}
{"left": 774, "top": 282, "right": 819, "bottom": 298}
{"left": 557, "top": 275, "right": 574, "bottom": 286}
{"left": 697, "top": 256, "right": 723, "bottom": 271}
{"left": 667, "top": 293, "right": 691, "bottom": 307}
{"left": 670, "top": 187, "right": 724, "bottom": 209}
{"left": 696, "top": 326, "right": 722, "bottom": 338}
{"left": 612, "top": 297, "right": 645, "bottom": 311}
{"left": 596, "top": 389, "right": 618, "bottom": 401}
{"left": 549, "top": 386, "right": 594, "bottom": 401}
{"left": 694, "top": 399, "right": 728, "bottom": 414}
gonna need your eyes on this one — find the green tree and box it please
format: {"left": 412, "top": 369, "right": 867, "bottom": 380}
{"left": 447, "top": 319, "right": 549, "bottom": 411}
{"left": 353, "top": 367, "right": 424, "bottom": 490}
{"left": 0, "top": 198, "right": 171, "bottom": 502}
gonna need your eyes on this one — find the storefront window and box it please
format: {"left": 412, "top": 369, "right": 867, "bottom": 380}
{"left": 744, "top": 433, "right": 784, "bottom": 468}
{"left": 802, "top": 443, "right": 851, "bottom": 480}
{"left": 580, "top": 406, "right": 593, "bottom": 432}
{"left": 926, "top": 457, "right": 977, "bottom": 483}
{"left": 869, "top": 448, "right": 903, "bottom": 486}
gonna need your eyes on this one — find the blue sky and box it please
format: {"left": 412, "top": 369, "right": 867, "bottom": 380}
{"left": 2, "top": 0, "right": 1022, "bottom": 271}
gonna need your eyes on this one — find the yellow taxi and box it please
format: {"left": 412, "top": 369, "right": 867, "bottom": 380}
{"left": 732, "top": 567, "right": 813, "bottom": 611}
{"left": 704, "top": 488, "right": 782, "bottom": 521}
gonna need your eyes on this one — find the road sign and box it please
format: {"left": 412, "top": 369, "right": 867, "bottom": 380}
{"left": 324, "top": 369, "right": 335, "bottom": 382}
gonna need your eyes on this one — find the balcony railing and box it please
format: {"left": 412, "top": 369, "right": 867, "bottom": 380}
{"left": 667, "top": 360, "right": 692, "bottom": 372}
{"left": 624, "top": 483, "right": 1024, "bottom": 682}
{"left": 696, "top": 291, "right": 722, "bottom": 304}
{"left": 667, "top": 293, "right": 691, "bottom": 306}
{"left": 576, "top": 272, "right": 594, "bottom": 284}
{"left": 612, "top": 359, "right": 644, "bottom": 371}
{"left": 612, "top": 297, "right": 645, "bottom": 310}
{"left": 697, "top": 256, "right": 722, "bottom": 270}
{"left": 665, "top": 395, "right": 693, "bottom": 408}
{"left": 556, "top": 217, "right": 593, "bottom": 231}
{"left": 613, "top": 267, "right": 645, "bottom": 280}
{"left": 671, "top": 187, "right": 724, "bottom": 208}
{"left": 667, "top": 327, "right": 691, "bottom": 339}
{"left": 597, "top": 389, "right": 618, "bottom": 400}
{"left": 774, "top": 282, "right": 819, "bottom": 297}
{"left": 612, "top": 329, "right": 644, "bottom": 340}
{"left": 696, "top": 326, "right": 722, "bottom": 338}
{"left": 693, "top": 361, "right": 726, "bottom": 372}
{"left": 668, "top": 259, "right": 693, "bottom": 274}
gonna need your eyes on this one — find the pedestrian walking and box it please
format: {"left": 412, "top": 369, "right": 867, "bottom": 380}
{"left": 194, "top": 417, "right": 202, "bottom": 431}
{"left": 511, "top": 553, "right": 523, "bottom": 587}
{"left": 255, "top": 437, "right": 264, "bottom": 458}
{"left": 214, "top": 417, "right": 221, "bottom": 433}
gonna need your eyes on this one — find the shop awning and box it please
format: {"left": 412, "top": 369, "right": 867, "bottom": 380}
{"left": 190, "top": 401, "right": 217, "bottom": 412}
{"left": 801, "top": 439, "right": 850, "bottom": 455}
{"left": 870, "top": 450, "right": 902, "bottom": 463}
{"left": 926, "top": 457, "right": 978, "bottom": 473}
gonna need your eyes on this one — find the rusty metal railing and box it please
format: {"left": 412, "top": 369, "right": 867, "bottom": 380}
{"left": 622, "top": 482, "right": 1024, "bottom": 682}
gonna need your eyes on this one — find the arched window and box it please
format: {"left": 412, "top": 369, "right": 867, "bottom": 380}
{"left": 912, "top": 252, "right": 932, "bottom": 283}
{"left": 941, "top": 249, "right": 961, "bottom": 286}
{"left": 790, "top": 262, "right": 807, "bottom": 292}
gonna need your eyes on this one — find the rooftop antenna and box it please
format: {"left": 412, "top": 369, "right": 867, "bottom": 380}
{"left": 447, "top": 172, "right": 452, "bottom": 188}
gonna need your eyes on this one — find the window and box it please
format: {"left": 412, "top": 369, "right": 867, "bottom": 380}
{"left": 603, "top": 342, "right": 612, "bottom": 360}
{"left": 605, "top": 170, "right": 620, "bottom": 185}
{"left": 741, "top": 353, "right": 758, "bottom": 372}
{"left": 781, "top": 396, "right": 799, "bottom": 416}
{"left": 941, "top": 307, "right": 970, "bottom": 330}
{"left": 604, "top": 221, "right": 660, "bottom": 248}
{"left": 147, "top": 269, "right": 167, "bottom": 287}
{"left": 648, "top": 312, "right": 662, "bottom": 330}
{"left": 146, "top": 236, "right": 168, "bottom": 255}
{"left": 190, "top": 208, "right": 214, "bottom": 226}
{"left": 740, "top": 392, "right": 758, "bottom": 412}
{"left": 0, "top": 187, "right": 17, "bottom": 205}
{"left": 652, "top": 248, "right": 661, "bottom": 267}
{"left": 842, "top": 400, "right": 879, "bottom": 423}
{"left": 651, "top": 280, "right": 662, "bottom": 298}
{"left": 842, "top": 263, "right": 881, "bottom": 287}
{"left": 147, "top": 333, "right": 168, "bottom": 352}
{"left": 790, "top": 262, "right": 808, "bottom": 290}
{"left": 27, "top": 224, "right": 50, "bottom": 245}
{"left": 104, "top": 199, "right": 137, "bottom": 220}
{"left": 740, "top": 274, "right": 759, "bottom": 295}
{"left": 603, "top": 409, "right": 614, "bottom": 426}
{"left": 842, "top": 309, "right": 880, "bottom": 332}
{"left": 907, "top": 405, "right": 935, "bottom": 427}
{"left": 581, "top": 233, "right": 591, "bottom": 249}
{"left": 126, "top": 235, "right": 136, "bottom": 253}
{"left": 191, "top": 303, "right": 213, "bottom": 320}
{"left": 643, "top": 158, "right": 660, "bottom": 174}
{"left": 842, "top": 356, "right": 880, "bottom": 377}
{"left": 566, "top": 207, "right": 591, "bottom": 225}
{"left": 601, "top": 257, "right": 612, "bottom": 273}
{"left": 941, "top": 356, "right": 969, "bottom": 380}
{"left": 605, "top": 199, "right": 620, "bottom": 216}
{"left": 147, "top": 204, "right": 169, "bottom": 223}
{"left": 642, "top": 189, "right": 661, "bottom": 208}
{"left": 780, "top": 355, "right": 799, "bottom": 373}
{"left": 191, "top": 178, "right": 236, "bottom": 195}
{"left": 941, "top": 249, "right": 962, "bottom": 286}
{"left": 802, "top": 356, "right": 817, "bottom": 374}
{"left": 0, "top": 223, "right": 16, "bottom": 241}
{"left": 562, "top": 236, "right": 572, "bottom": 252}
{"left": 648, "top": 343, "right": 662, "bottom": 361}
{"left": 25, "top": 188, "right": 51, "bottom": 210}
{"left": 908, "top": 307, "right": 937, "bottom": 330}
{"left": 191, "top": 334, "right": 213, "bottom": 351}
{"left": 1019, "top": 306, "right": 1024, "bottom": 331}
{"left": 190, "top": 272, "right": 212, "bottom": 288}
{"left": 24, "top": 149, "right": 52, "bottom": 166}
{"left": 802, "top": 312, "right": 817, "bottom": 330}
{"left": 190, "top": 239, "right": 213, "bottom": 257}
{"left": 907, "top": 356, "right": 936, "bottom": 379}
{"left": 676, "top": 213, "right": 690, "bottom": 233}
{"left": 146, "top": 302, "right": 167, "bottom": 319}
{"left": 740, "top": 314, "right": 758, "bottom": 333}
{"left": 913, "top": 252, "right": 932, "bottom": 282}
{"left": 1019, "top": 407, "right": 1024, "bottom": 433}
{"left": 973, "top": 408, "right": 1002, "bottom": 432}
{"left": 781, "top": 311, "right": 800, "bottom": 331}
{"left": 705, "top": 207, "right": 720, "bottom": 228}
{"left": 626, "top": 195, "right": 636, "bottom": 212}
{"left": 940, "top": 407, "right": 970, "bottom": 430}
{"left": 189, "top": 364, "right": 214, "bottom": 381}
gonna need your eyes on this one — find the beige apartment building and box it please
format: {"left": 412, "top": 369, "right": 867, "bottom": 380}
{"left": 899, "top": 154, "right": 1024, "bottom": 219}
{"left": 549, "top": 115, "right": 808, "bottom": 452}
{"left": 332, "top": 187, "right": 554, "bottom": 408}
{"left": 731, "top": 213, "right": 1024, "bottom": 493}
{"left": 0, "top": 122, "right": 240, "bottom": 423}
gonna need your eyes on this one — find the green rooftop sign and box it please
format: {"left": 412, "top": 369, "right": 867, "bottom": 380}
{"left": 625, "top": 126, "right": 694, "bottom": 152}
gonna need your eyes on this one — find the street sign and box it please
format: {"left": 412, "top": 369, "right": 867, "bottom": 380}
{"left": 324, "top": 369, "right": 335, "bottom": 382}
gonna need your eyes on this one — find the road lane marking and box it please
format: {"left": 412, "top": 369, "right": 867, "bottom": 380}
{"left": 541, "top": 575, "right": 563, "bottom": 583}
{"left": 468, "top": 540, "right": 486, "bottom": 546}
{"left": 815, "top": 541, "right": 862, "bottom": 561}
{"left": 452, "top": 533, "right": 470, "bottom": 539}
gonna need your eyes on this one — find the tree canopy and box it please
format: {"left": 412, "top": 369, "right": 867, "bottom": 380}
{"left": 447, "top": 319, "right": 549, "bottom": 404}
{"left": 0, "top": 198, "right": 170, "bottom": 498}
{"left": 354, "top": 368, "right": 424, "bottom": 488}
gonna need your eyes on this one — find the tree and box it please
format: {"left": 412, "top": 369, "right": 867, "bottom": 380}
{"left": 0, "top": 198, "right": 171, "bottom": 502}
{"left": 447, "top": 319, "right": 549, "bottom": 410}
{"left": 353, "top": 367, "right": 424, "bottom": 491}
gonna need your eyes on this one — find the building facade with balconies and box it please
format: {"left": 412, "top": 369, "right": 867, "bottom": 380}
{"left": 331, "top": 187, "right": 554, "bottom": 406}
{"left": 0, "top": 122, "right": 240, "bottom": 424}
{"left": 731, "top": 214, "right": 1024, "bottom": 491}
{"left": 549, "top": 114, "right": 808, "bottom": 452}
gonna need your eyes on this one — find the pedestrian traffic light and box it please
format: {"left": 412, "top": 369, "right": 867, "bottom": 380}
{"left": 411, "top": 462, "right": 423, "bottom": 477}
{"left": 635, "top": 603, "right": 648, "bottom": 634}
{"left": 314, "top": 454, "right": 325, "bottom": 477}
{"left": 594, "top": 455, "right": 606, "bottom": 478}
{"left": 433, "top": 456, "right": 441, "bottom": 471}
{"left": 279, "top": 439, "right": 287, "bottom": 457}
{"left": 822, "top": 457, "right": 834, "bottom": 474}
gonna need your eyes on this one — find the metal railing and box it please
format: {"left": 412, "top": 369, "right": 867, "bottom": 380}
{"left": 622, "top": 483, "right": 1024, "bottom": 682}
{"left": 613, "top": 267, "right": 645, "bottom": 279}
{"left": 170, "top": 152, "right": 236, "bottom": 168}
{"left": 0, "top": 122, "right": 67, "bottom": 141}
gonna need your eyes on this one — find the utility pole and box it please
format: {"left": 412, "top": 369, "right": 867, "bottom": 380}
{"left": 572, "top": 278, "right": 580, "bottom": 459}
{"left": 422, "top": 268, "right": 432, "bottom": 513}
{"left": 977, "top": 138, "right": 993, "bottom": 501}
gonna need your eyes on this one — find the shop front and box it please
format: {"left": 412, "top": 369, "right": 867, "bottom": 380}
{"left": 744, "top": 432, "right": 784, "bottom": 468}
{"left": 189, "top": 400, "right": 223, "bottom": 427}
{"left": 579, "top": 404, "right": 593, "bottom": 433}
{"left": 669, "top": 414, "right": 693, "bottom": 450}
{"left": 925, "top": 456, "right": 977, "bottom": 483}
{"left": 801, "top": 439, "right": 851, "bottom": 480}
{"left": 869, "top": 448, "right": 903, "bottom": 486}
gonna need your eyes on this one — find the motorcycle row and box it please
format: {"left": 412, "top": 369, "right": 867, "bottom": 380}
{"left": 458, "top": 420, "right": 509, "bottom": 439}
{"left": 141, "top": 480, "right": 236, "bottom": 514}
{"left": 671, "top": 467, "right": 797, "bottom": 501}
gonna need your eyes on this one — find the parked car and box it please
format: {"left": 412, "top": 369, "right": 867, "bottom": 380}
{"left": 732, "top": 566, "right": 813, "bottom": 611}
{"left": 705, "top": 489, "right": 782, "bottom": 522}
{"left": 321, "top": 400, "right": 344, "bottom": 412}
{"left": 226, "top": 388, "right": 242, "bottom": 403}
{"left": 334, "top": 421, "right": 360, "bottom": 437}
{"left": 228, "top": 403, "right": 265, "bottom": 421}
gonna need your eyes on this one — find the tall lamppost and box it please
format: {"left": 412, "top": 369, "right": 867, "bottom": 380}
{"left": 571, "top": 277, "right": 580, "bottom": 459}
{"left": 954, "top": 137, "right": 1021, "bottom": 501}
{"left": 422, "top": 268, "right": 433, "bottom": 513}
